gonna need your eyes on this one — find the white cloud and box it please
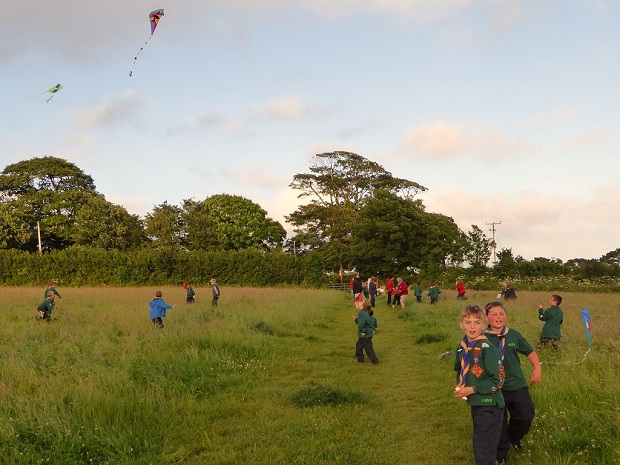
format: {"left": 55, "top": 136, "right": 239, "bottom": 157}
{"left": 560, "top": 129, "right": 611, "bottom": 150}
{"left": 400, "top": 120, "right": 530, "bottom": 160}
{"left": 422, "top": 183, "right": 620, "bottom": 260}
{"left": 76, "top": 91, "right": 147, "bottom": 127}
{"left": 253, "top": 97, "right": 311, "bottom": 120}
{"left": 525, "top": 108, "right": 577, "bottom": 126}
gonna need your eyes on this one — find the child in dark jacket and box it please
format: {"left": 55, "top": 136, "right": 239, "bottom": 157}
{"left": 352, "top": 301, "right": 379, "bottom": 364}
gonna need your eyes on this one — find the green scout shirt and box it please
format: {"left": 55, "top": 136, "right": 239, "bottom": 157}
{"left": 37, "top": 297, "right": 54, "bottom": 313}
{"left": 428, "top": 287, "right": 441, "bottom": 300}
{"left": 486, "top": 328, "right": 533, "bottom": 391}
{"left": 454, "top": 338, "right": 505, "bottom": 408}
{"left": 354, "top": 310, "right": 375, "bottom": 339}
{"left": 538, "top": 305, "right": 563, "bottom": 339}
{"left": 212, "top": 284, "right": 220, "bottom": 298}
{"left": 414, "top": 285, "right": 423, "bottom": 297}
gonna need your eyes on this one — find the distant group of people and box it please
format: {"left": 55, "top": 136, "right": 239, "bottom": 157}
{"left": 35, "top": 279, "right": 222, "bottom": 330}
{"left": 150, "top": 279, "right": 222, "bottom": 329}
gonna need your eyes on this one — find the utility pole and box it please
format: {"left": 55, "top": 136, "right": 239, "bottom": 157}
{"left": 486, "top": 221, "right": 501, "bottom": 265}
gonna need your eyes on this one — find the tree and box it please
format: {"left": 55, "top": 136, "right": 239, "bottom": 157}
{"left": 464, "top": 225, "right": 493, "bottom": 270}
{"left": 494, "top": 248, "right": 519, "bottom": 278}
{"left": 0, "top": 203, "right": 31, "bottom": 249}
{"left": 144, "top": 202, "right": 186, "bottom": 249}
{"left": 72, "top": 196, "right": 148, "bottom": 250}
{"left": 600, "top": 248, "right": 620, "bottom": 265}
{"left": 0, "top": 156, "right": 100, "bottom": 251}
{"left": 196, "top": 194, "right": 286, "bottom": 251}
{"left": 287, "top": 151, "right": 428, "bottom": 271}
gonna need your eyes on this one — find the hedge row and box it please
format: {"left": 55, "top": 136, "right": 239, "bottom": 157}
{"left": 0, "top": 248, "right": 326, "bottom": 287}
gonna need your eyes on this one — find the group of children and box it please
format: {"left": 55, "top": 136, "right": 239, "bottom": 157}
{"left": 150, "top": 279, "right": 221, "bottom": 329}
{"left": 353, "top": 293, "right": 564, "bottom": 465}
{"left": 384, "top": 277, "right": 444, "bottom": 307}
{"left": 35, "top": 280, "right": 223, "bottom": 330}
{"left": 453, "top": 294, "right": 563, "bottom": 464}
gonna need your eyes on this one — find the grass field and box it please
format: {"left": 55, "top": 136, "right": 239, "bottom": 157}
{"left": 0, "top": 286, "right": 618, "bottom": 464}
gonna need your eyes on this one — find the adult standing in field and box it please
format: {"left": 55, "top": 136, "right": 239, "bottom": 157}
{"left": 385, "top": 275, "right": 395, "bottom": 306}
{"left": 485, "top": 300, "right": 541, "bottom": 463}
{"left": 352, "top": 273, "right": 363, "bottom": 309}
{"left": 149, "top": 290, "right": 175, "bottom": 329}
{"left": 397, "top": 277, "right": 409, "bottom": 309}
{"left": 210, "top": 279, "right": 221, "bottom": 307}
{"left": 368, "top": 277, "right": 378, "bottom": 308}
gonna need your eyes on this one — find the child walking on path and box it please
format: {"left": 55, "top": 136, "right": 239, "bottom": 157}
{"left": 453, "top": 304, "right": 505, "bottom": 465}
{"left": 537, "top": 294, "right": 564, "bottom": 349}
{"left": 485, "top": 300, "right": 541, "bottom": 463}
{"left": 352, "top": 301, "right": 379, "bottom": 364}
{"left": 149, "top": 290, "right": 175, "bottom": 329}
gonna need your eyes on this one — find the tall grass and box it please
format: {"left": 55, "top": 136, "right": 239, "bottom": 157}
{"left": 0, "top": 287, "right": 618, "bottom": 464}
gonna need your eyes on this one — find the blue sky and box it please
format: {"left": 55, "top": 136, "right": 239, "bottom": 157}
{"left": 1, "top": 0, "right": 618, "bottom": 261}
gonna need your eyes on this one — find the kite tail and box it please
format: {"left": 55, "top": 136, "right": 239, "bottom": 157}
{"left": 46, "top": 95, "right": 54, "bottom": 103}
{"left": 129, "top": 35, "right": 154, "bottom": 77}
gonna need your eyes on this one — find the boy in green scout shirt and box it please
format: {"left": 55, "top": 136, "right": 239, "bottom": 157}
{"left": 485, "top": 301, "right": 541, "bottom": 463}
{"left": 537, "top": 294, "right": 564, "bottom": 349}
{"left": 453, "top": 304, "right": 505, "bottom": 465}
{"left": 36, "top": 291, "right": 56, "bottom": 322}
{"left": 352, "top": 301, "right": 379, "bottom": 364}
{"left": 413, "top": 283, "right": 423, "bottom": 303}
{"left": 428, "top": 282, "right": 441, "bottom": 304}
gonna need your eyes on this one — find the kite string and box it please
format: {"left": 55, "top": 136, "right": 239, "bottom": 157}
{"left": 129, "top": 35, "right": 154, "bottom": 77}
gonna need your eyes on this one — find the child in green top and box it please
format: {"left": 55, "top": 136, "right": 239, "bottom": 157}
{"left": 537, "top": 294, "right": 563, "bottom": 349}
{"left": 352, "top": 301, "right": 378, "bottom": 364}
{"left": 485, "top": 300, "right": 541, "bottom": 463}
{"left": 210, "top": 279, "right": 220, "bottom": 307}
{"left": 414, "top": 283, "right": 423, "bottom": 303}
{"left": 36, "top": 291, "right": 56, "bottom": 322}
{"left": 428, "top": 282, "right": 441, "bottom": 304}
{"left": 453, "top": 304, "right": 505, "bottom": 465}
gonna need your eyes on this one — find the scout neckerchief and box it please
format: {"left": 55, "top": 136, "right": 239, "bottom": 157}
{"left": 457, "top": 335, "right": 487, "bottom": 388}
{"left": 485, "top": 325, "right": 508, "bottom": 361}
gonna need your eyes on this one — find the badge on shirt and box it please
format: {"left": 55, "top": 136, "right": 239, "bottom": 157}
{"left": 471, "top": 364, "right": 483, "bottom": 377}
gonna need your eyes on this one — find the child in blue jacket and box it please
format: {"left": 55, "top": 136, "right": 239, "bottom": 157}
{"left": 149, "top": 290, "right": 175, "bottom": 329}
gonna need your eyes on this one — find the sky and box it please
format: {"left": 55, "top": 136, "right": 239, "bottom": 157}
{"left": 1, "top": 0, "right": 618, "bottom": 262}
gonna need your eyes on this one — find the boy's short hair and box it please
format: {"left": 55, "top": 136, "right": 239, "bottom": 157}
{"left": 155, "top": 290, "right": 163, "bottom": 298}
{"left": 460, "top": 304, "right": 485, "bottom": 321}
{"left": 47, "top": 291, "right": 55, "bottom": 298}
{"left": 552, "top": 294, "right": 562, "bottom": 305}
{"left": 362, "top": 301, "right": 372, "bottom": 311}
{"left": 484, "top": 301, "right": 506, "bottom": 315}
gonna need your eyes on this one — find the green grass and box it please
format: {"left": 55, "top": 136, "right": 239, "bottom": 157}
{"left": 0, "top": 287, "right": 618, "bottom": 464}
